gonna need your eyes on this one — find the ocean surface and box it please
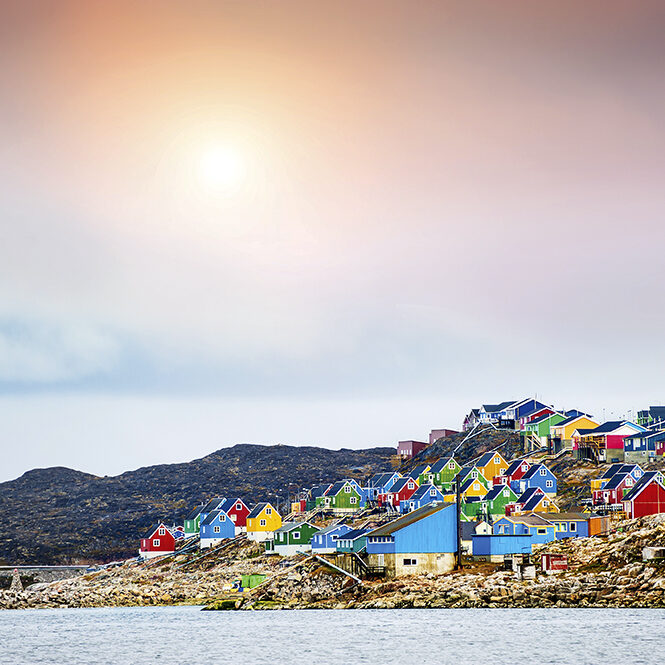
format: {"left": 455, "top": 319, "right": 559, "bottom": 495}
{"left": 1, "top": 606, "right": 664, "bottom": 665}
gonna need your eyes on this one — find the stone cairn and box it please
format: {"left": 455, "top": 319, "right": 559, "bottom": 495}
{"left": 9, "top": 569, "right": 23, "bottom": 594}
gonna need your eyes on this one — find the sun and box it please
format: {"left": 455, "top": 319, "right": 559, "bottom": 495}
{"left": 198, "top": 145, "right": 245, "bottom": 191}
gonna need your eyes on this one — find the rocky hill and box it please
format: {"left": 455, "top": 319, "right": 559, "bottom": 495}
{"left": 0, "top": 444, "right": 393, "bottom": 565}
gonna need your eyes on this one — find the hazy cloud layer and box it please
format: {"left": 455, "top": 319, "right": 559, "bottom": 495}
{"left": 1, "top": 1, "right": 664, "bottom": 479}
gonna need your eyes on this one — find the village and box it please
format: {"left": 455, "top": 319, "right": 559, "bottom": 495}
{"left": 3, "top": 398, "right": 665, "bottom": 611}
{"left": 137, "top": 399, "right": 665, "bottom": 581}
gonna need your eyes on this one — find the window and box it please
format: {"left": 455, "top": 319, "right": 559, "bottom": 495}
{"left": 158, "top": 527, "right": 165, "bottom": 535}
{"left": 230, "top": 514, "right": 237, "bottom": 521}
{"left": 153, "top": 539, "right": 160, "bottom": 547}
{"left": 292, "top": 532, "right": 300, "bottom": 540}
{"left": 449, "top": 462, "right": 455, "bottom": 469}
{"left": 260, "top": 519, "right": 267, "bottom": 527}
{"left": 473, "top": 483, "right": 479, "bottom": 491}
{"left": 569, "top": 522, "right": 577, "bottom": 532}
{"left": 403, "top": 558, "right": 417, "bottom": 566}
{"left": 236, "top": 503, "right": 242, "bottom": 509}
{"left": 430, "top": 489, "right": 437, "bottom": 496}
{"left": 495, "top": 457, "right": 501, "bottom": 463}
{"left": 536, "top": 528, "right": 547, "bottom": 535}
{"left": 471, "top": 471, "right": 477, "bottom": 478}
{"left": 213, "top": 526, "right": 220, "bottom": 534}
{"left": 546, "top": 480, "right": 553, "bottom": 488}
{"left": 543, "top": 501, "right": 549, "bottom": 507}
{"left": 503, "top": 489, "right": 509, "bottom": 497}
{"left": 626, "top": 478, "right": 633, "bottom": 486}
{"left": 540, "top": 468, "right": 547, "bottom": 476}
{"left": 331, "top": 535, "right": 338, "bottom": 541}
{"left": 344, "top": 485, "right": 351, "bottom": 493}
{"left": 350, "top": 497, "right": 357, "bottom": 504}
{"left": 266, "top": 508, "right": 272, "bottom": 515}
{"left": 408, "top": 482, "right": 414, "bottom": 489}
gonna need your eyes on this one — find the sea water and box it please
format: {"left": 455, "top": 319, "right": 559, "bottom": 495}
{"left": 1, "top": 606, "right": 664, "bottom": 665}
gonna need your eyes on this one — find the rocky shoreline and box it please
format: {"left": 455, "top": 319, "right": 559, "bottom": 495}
{"left": 2, "top": 515, "right": 664, "bottom": 611}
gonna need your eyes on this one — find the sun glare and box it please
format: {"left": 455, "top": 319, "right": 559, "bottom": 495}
{"left": 198, "top": 145, "right": 245, "bottom": 191}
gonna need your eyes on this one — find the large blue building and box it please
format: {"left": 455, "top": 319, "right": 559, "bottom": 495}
{"left": 365, "top": 503, "right": 457, "bottom": 577}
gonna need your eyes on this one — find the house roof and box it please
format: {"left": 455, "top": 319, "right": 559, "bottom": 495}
{"left": 408, "top": 464, "right": 431, "bottom": 479}
{"left": 554, "top": 414, "right": 591, "bottom": 428}
{"left": 247, "top": 502, "right": 273, "bottom": 519}
{"left": 369, "top": 472, "right": 398, "bottom": 488}
{"left": 142, "top": 522, "right": 170, "bottom": 539}
{"left": 641, "top": 406, "right": 665, "bottom": 422}
{"left": 517, "top": 487, "right": 545, "bottom": 504}
{"left": 184, "top": 506, "right": 202, "bottom": 521}
{"left": 482, "top": 401, "right": 517, "bottom": 413}
{"left": 522, "top": 494, "right": 550, "bottom": 512}
{"left": 367, "top": 503, "right": 453, "bottom": 537}
{"left": 528, "top": 412, "right": 563, "bottom": 426}
{"left": 408, "top": 485, "right": 443, "bottom": 501}
{"left": 499, "top": 513, "right": 553, "bottom": 527}
{"left": 200, "top": 498, "right": 225, "bottom": 514}
{"left": 522, "top": 464, "right": 552, "bottom": 480}
{"left": 601, "top": 473, "right": 630, "bottom": 491}
{"left": 476, "top": 452, "right": 504, "bottom": 467}
{"left": 485, "top": 485, "right": 515, "bottom": 501}
{"left": 308, "top": 484, "right": 331, "bottom": 498}
{"left": 622, "top": 471, "right": 665, "bottom": 502}
{"left": 219, "top": 498, "right": 246, "bottom": 513}
{"left": 503, "top": 460, "right": 528, "bottom": 477}
{"left": 459, "top": 476, "right": 487, "bottom": 493}
{"left": 338, "top": 528, "right": 369, "bottom": 541}
{"left": 389, "top": 477, "right": 416, "bottom": 493}
{"left": 581, "top": 420, "right": 642, "bottom": 435}
{"left": 327, "top": 481, "right": 349, "bottom": 496}
{"left": 315, "top": 523, "right": 352, "bottom": 537}
{"left": 600, "top": 463, "right": 625, "bottom": 480}
{"left": 535, "top": 512, "right": 594, "bottom": 521}
{"left": 274, "top": 521, "right": 316, "bottom": 534}
{"left": 201, "top": 510, "right": 227, "bottom": 526}
{"left": 429, "top": 458, "right": 457, "bottom": 473}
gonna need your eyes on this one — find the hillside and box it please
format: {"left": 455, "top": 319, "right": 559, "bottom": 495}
{"left": 0, "top": 444, "right": 393, "bottom": 565}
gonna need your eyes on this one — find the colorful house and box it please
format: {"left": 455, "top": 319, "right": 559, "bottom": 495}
{"left": 471, "top": 533, "right": 533, "bottom": 562}
{"left": 139, "top": 523, "right": 176, "bottom": 559}
{"left": 475, "top": 452, "right": 509, "bottom": 482}
{"left": 550, "top": 414, "right": 599, "bottom": 451}
{"left": 478, "top": 401, "right": 518, "bottom": 425}
{"left": 397, "top": 440, "right": 429, "bottom": 459}
{"left": 365, "top": 503, "right": 458, "bottom": 577}
{"left": 502, "top": 399, "right": 551, "bottom": 429}
{"left": 306, "top": 484, "right": 332, "bottom": 511}
{"left": 574, "top": 421, "right": 646, "bottom": 463}
{"left": 636, "top": 406, "right": 665, "bottom": 429}
{"left": 246, "top": 502, "right": 282, "bottom": 542}
{"left": 336, "top": 528, "right": 370, "bottom": 553}
{"left": 267, "top": 521, "right": 320, "bottom": 556}
{"left": 592, "top": 472, "right": 637, "bottom": 507}
{"left": 463, "top": 409, "right": 481, "bottom": 431}
{"left": 518, "top": 406, "right": 557, "bottom": 431}
{"left": 382, "top": 476, "right": 419, "bottom": 510}
{"left": 508, "top": 487, "right": 559, "bottom": 515}
{"left": 623, "top": 471, "right": 665, "bottom": 518}
{"left": 483, "top": 484, "right": 519, "bottom": 517}
{"left": 365, "top": 472, "right": 402, "bottom": 501}
{"left": 512, "top": 463, "right": 557, "bottom": 497}
{"left": 218, "top": 498, "right": 250, "bottom": 535}
{"left": 458, "top": 474, "right": 490, "bottom": 500}
{"left": 319, "top": 480, "right": 366, "bottom": 512}
{"left": 535, "top": 512, "right": 597, "bottom": 539}
{"left": 624, "top": 430, "right": 665, "bottom": 463}
{"left": 400, "top": 484, "right": 446, "bottom": 513}
{"left": 310, "top": 524, "right": 353, "bottom": 554}
{"left": 523, "top": 412, "right": 567, "bottom": 447}
{"left": 408, "top": 464, "right": 432, "bottom": 487}
{"left": 493, "top": 514, "right": 556, "bottom": 544}
{"left": 200, "top": 510, "right": 236, "bottom": 549}
{"left": 183, "top": 506, "right": 203, "bottom": 538}
{"left": 199, "top": 497, "right": 226, "bottom": 524}
{"left": 494, "top": 459, "right": 531, "bottom": 487}
{"left": 427, "top": 458, "right": 461, "bottom": 490}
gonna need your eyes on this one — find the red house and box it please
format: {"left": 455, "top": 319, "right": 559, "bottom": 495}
{"left": 397, "top": 440, "right": 429, "bottom": 459}
{"left": 220, "top": 498, "right": 250, "bottom": 534}
{"left": 139, "top": 522, "right": 176, "bottom": 559}
{"left": 382, "top": 477, "right": 419, "bottom": 509}
{"left": 623, "top": 471, "right": 665, "bottom": 518}
{"left": 493, "top": 459, "right": 531, "bottom": 486}
{"left": 592, "top": 472, "right": 636, "bottom": 507}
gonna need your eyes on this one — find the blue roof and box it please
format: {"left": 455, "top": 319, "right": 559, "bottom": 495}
{"left": 429, "top": 458, "right": 456, "bottom": 473}
{"left": 485, "top": 485, "right": 515, "bottom": 501}
{"left": 522, "top": 464, "right": 553, "bottom": 480}
{"left": 408, "top": 485, "right": 443, "bottom": 501}
{"left": 602, "top": 473, "right": 630, "bottom": 491}
{"left": 622, "top": 471, "right": 664, "bottom": 502}
{"left": 408, "top": 464, "right": 430, "bottom": 479}
{"left": 201, "top": 510, "right": 228, "bottom": 526}
{"left": 339, "top": 528, "right": 369, "bottom": 541}
{"left": 200, "top": 498, "right": 225, "bottom": 514}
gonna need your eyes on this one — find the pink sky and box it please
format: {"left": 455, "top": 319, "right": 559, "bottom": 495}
{"left": 1, "top": 1, "right": 664, "bottom": 480}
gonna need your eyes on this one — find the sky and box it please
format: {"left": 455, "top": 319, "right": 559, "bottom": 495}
{"left": 1, "top": 1, "right": 664, "bottom": 482}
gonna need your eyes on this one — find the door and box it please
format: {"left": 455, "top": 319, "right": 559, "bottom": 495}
{"left": 377, "top": 553, "right": 384, "bottom": 567}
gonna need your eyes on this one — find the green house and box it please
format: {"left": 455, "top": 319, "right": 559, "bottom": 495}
{"left": 183, "top": 506, "right": 203, "bottom": 537}
{"left": 335, "top": 528, "right": 369, "bottom": 553}
{"left": 427, "top": 458, "right": 462, "bottom": 491}
{"left": 484, "top": 484, "right": 519, "bottom": 517}
{"left": 408, "top": 464, "right": 432, "bottom": 487}
{"left": 461, "top": 498, "right": 484, "bottom": 520}
{"left": 318, "top": 480, "right": 365, "bottom": 512}
{"left": 266, "top": 521, "right": 320, "bottom": 556}
{"left": 524, "top": 412, "right": 566, "bottom": 446}
{"left": 306, "top": 483, "right": 332, "bottom": 511}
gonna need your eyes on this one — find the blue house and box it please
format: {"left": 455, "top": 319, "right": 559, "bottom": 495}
{"left": 624, "top": 432, "right": 665, "bottom": 463}
{"left": 472, "top": 534, "right": 533, "bottom": 562}
{"left": 199, "top": 497, "right": 226, "bottom": 524}
{"left": 535, "top": 512, "right": 592, "bottom": 539}
{"left": 365, "top": 503, "right": 457, "bottom": 577}
{"left": 493, "top": 514, "right": 556, "bottom": 544}
{"left": 399, "top": 484, "right": 446, "bottom": 513}
{"left": 512, "top": 464, "right": 557, "bottom": 496}
{"left": 336, "top": 529, "right": 370, "bottom": 553}
{"left": 365, "top": 472, "right": 402, "bottom": 501}
{"left": 199, "top": 509, "right": 236, "bottom": 549}
{"left": 310, "top": 524, "right": 353, "bottom": 554}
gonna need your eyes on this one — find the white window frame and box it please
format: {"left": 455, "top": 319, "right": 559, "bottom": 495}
{"left": 266, "top": 508, "right": 272, "bottom": 515}
{"left": 213, "top": 526, "right": 220, "bottom": 533}
{"left": 350, "top": 496, "right": 357, "bottom": 504}
{"left": 260, "top": 519, "right": 267, "bottom": 527}
{"left": 344, "top": 485, "right": 352, "bottom": 493}
{"left": 158, "top": 527, "right": 165, "bottom": 535}
{"left": 152, "top": 539, "right": 160, "bottom": 547}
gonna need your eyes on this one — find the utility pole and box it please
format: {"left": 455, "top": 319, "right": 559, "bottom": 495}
{"left": 455, "top": 477, "right": 463, "bottom": 570}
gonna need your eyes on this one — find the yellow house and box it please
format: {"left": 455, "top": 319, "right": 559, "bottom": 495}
{"left": 475, "top": 452, "right": 509, "bottom": 482}
{"left": 459, "top": 474, "right": 490, "bottom": 500}
{"left": 246, "top": 502, "right": 282, "bottom": 542}
{"left": 550, "top": 415, "right": 599, "bottom": 446}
